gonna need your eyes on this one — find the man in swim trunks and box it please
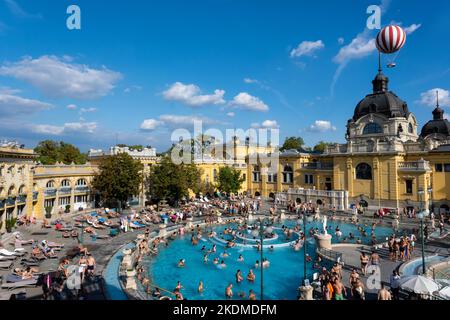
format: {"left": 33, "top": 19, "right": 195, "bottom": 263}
{"left": 225, "top": 284, "right": 233, "bottom": 299}
{"left": 378, "top": 283, "right": 392, "bottom": 300}
{"left": 332, "top": 277, "right": 346, "bottom": 300}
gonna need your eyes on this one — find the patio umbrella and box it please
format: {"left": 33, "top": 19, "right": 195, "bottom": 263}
{"left": 399, "top": 275, "right": 439, "bottom": 295}
{"left": 438, "top": 286, "right": 450, "bottom": 300}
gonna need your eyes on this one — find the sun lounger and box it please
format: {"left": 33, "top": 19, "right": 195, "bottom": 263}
{"left": 0, "top": 289, "right": 26, "bottom": 300}
{"left": 1, "top": 278, "right": 38, "bottom": 290}
{"left": 0, "top": 249, "right": 26, "bottom": 257}
{"left": 0, "top": 255, "right": 17, "bottom": 261}
{"left": 0, "top": 261, "right": 13, "bottom": 270}
{"left": 21, "top": 259, "right": 40, "bottom": 267}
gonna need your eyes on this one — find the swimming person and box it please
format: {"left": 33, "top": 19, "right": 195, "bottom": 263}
{"left": 249, "top": 290, "right": 256, "bottom": 300}
{"left": 236, "top": 270, "right": 243, "bottom": 283}
{"left": 238, "top": 254, "right": 244, "bottom": 262}
{"left": 178, "top": 259, "right": 185, "bottom": 268}
{"left": 247, "top": 269, "right": 256, "bottom": 282}
{"left": 219, "top": 260, "right": 227, "bottom": 268}
{"left": 225, "top": 284, "right": 233, "bottom": 299}
{"left": 198, "top": 281, "right": 204, "bottom": 294}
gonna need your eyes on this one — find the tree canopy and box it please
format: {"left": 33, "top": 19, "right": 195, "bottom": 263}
{"left": 146, "top": 156, "right": 202, "bottom": 205}
{"left": 313, "top": 141, "right": 335, "bottom": 154}
{"left": 34, "top": 140, "right": 87, "bottom": 165}
{"left": 92, "top": 153, "right": 143, "bottom": 208}
{"left": 216, "top": 167, "right": 245, "bottom": 194}
{"left": 280, "top": 136, "right": 305, "bottom": 151}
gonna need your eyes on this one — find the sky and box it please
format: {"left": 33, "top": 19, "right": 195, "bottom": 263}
{"left": 0, "top": 0, "right": 449, "bottom": 152}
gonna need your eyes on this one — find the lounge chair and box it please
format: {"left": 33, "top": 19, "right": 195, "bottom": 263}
{"left": 1, "top": 278, "right": 38, "bottom": 290}
{"left": 0, "top": 261, "right": 13, "bottom": 270}
{"left": 0, "top": 255, "right": 17, "bottom": 261}
{"left": 0, "top": 290, "right": 26, "bottom": 300}
{"left": 0, "top": 249, "right": 26, "bottom": 257}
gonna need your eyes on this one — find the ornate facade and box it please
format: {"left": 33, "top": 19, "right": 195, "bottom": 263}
{"left": 248, "top": 72, "right": 450, "bottom": 214}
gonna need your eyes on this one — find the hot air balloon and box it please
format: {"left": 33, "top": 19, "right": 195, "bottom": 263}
{"left": 376, "top": 25, "right": 407, "bottom": 69}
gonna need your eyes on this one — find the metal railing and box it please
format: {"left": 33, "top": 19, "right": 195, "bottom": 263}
{"left": 317, "top": 247, "right": 344, "bottom": 264}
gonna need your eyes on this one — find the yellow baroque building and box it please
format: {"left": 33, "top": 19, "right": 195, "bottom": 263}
{"left": 247, "top": 71, "right": 450, "bottom": 214}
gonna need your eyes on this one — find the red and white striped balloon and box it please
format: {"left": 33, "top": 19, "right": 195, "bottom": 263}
{"left": 376, "top": 25, "right": 406, "bottom": 54}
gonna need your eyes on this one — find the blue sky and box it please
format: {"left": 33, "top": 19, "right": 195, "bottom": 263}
{"left": 0, "top": 0, "right": 449, "bottom": 152}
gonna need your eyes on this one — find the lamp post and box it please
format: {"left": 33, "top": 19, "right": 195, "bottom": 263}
{"left": 251, "top": 218, "right": 273, "bottom": 300}
{"left": 303, "top": 210, "right": 307, "bottom": 284}
{"left": 417, "top": 187, "right": 426, "bottom": 275}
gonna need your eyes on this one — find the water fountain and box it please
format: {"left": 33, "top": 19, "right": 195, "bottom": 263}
{"left": 314, "top": 215, "right": 332, "bottom": 250}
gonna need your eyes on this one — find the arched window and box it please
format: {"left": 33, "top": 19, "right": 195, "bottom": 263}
{"left": 18, "top": 185, "right": 26, "bottom": 195}
{"left": 61, "top": 179, "right": 71, "bottom": 187}
{"left": 363, "top": 123, "right": 383, "bottom": 135}
{"left": 282, "top": 165, "right": 294, "bottom": 184}
{"left": 8, "top": 186, "right": 15, "bottom": 196}
{"left": 355, "top": 163, "right": 373, "bottom": 180}
{"left": 76, "top": 179, "right": 87, "bottom": 186}
{"left": 408, "top": 123, "right": 414, "bottom": 134}
{"left": 46, "top": 181, "right": 55, "bottom": 188}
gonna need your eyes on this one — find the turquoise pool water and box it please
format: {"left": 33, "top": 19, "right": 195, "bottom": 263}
{"left": 144, "top": 220, "right": 396, "bottom": 300}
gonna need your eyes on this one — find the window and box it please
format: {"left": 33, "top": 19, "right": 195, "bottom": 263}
{"left": 355, "top": 163, "right": 373, "bottom": 180}
{"left": 445, "top": 164, "right": 450, "bottom": 173}
{"left": 435, "top": 164, "right": 443, "bottom": 172}
{"left": 252, "top": 166, "right": 261, "bottom": 182}
{"left": 7, "top": 186, "right": 14, "bottom": 196}
{"left": 304, "top": 174, "right": 314, "bottom": 185}
{"left": 405, "top": 180, "right": 413, "bottom": 195}
{"left": 267, "top": 173, "right": 277, "bottom": 183}
{"left": 18, "top": 185, "right": 26, "bottom": 195}
{"left": 75, "top": 195, "right": 89, "bottom": 203}
{"left": 363, "top": 123, "right": 383, "bottom": 135}
{"left": 213, "top": 169, "right": 218, "bottom": 182}
{"left": 76, "top": 179, "right": 87, "bottom": 186}
{"left": 282, "top": 165, "right": 294, "bottom": 184}
{"left": 242, "top": 174, "right": 246, "bottom": 181}
{"left": 61, "top": 180, "right": 71, "bottom": 187}
{"left": 44, "top": 199, "right": 55, "bottom": 208}
{"left": 59, "top": 196, "right": 71, "bottom": 206}
{"left": 46, "top": 181, "right": 55, "bottom": 188}
{"left": 408, "top": 123, "right": 414, "bottom": 134}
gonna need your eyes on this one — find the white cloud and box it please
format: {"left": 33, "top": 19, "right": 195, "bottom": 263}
{"left": 307, "top": 120, "right": 336, "bottom": 133}
{"left": 244, "top": 78, "right": 259, "bottom": 84}
{"left": 226, "top": 112, "right": 235, "bottom": 117}
{"left": 124, "top": 85, "right": 142, "bottom": 93}
{"left": 0, "top": 91, "right": 52, "bottom": 117}
{"left": 80, "top": 107, "right": 97, "bottom": 114}
{"left": 251, "top": 120, "right": 279, "bottom": 129}
{"left": 0, "top": 55, "right": 122, "bottom": 99}
{"left": 32, "top": 122, "right": 97, "bottom": 136}
{"left": 159, "top": 114, "right": 218, "bottom": 126}
{"left": 333, "top": 32, "right": 375, "bottom": 65}
{"left": 418, "top": 88, "right": 450, "bottom": 107}
{"left": 140, "top": 119, "right": 163, "bottom": 131}
{"left": 163, "top": 82, "right": 225, "bottom": 107}
{"left": 230, "top": 92, "right": 269, "bottom": 112}
{"left": 290, "top": 40, "right": 325, "bottom": 58}
{"left": 338, "top": 37, "right": 345, "bottom": 45}
{"left": 66, "top": 104, "right": 77, "bottom": 110}
{"left": 404, "top": 23, "right": 422, "bottom": 35}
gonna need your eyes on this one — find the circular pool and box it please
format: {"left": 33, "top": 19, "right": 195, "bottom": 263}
{"left": 142, "top": 219, "right": 397, "bottom": 300}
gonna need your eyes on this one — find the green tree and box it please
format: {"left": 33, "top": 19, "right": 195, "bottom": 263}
{"left": 92, "top": 153, "right": 143, "bottom": 208}
{"left": 34, "top": 140, "right": 87, "bottom": 165}
{"left": 280, "top": 136, "right": 305, "bottom": 151}
{"left": 313, "top": 141, "right": 334, "bottom": 154}
{"left": 146, "top": 157, "right": 201, "bottom": 205}
{"left": 217, "top": 167, "right": 245, "bottom": 194}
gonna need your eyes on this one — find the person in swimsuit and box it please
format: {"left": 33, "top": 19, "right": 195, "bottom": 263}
{"left": 225, "top": 284, "right": 233, "bottom": 299}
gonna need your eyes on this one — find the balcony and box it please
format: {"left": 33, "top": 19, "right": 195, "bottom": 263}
{"left": 301, "top": 162, "right": 334, "bottom": 170}
{"left": 44, "top": 188, "right": 57, "bottom": 197}
{"left": 5, "top": 196, "right": 16, "bottom": 206}
{"left": 398, "top": 159, "right": 431, "bottom": 172}
{"left": 74, "top": 186, "right": 90, "bottom": 194}
{"left": 17, "top": 194, "right": 27, "bottom": 204}
{"left": 59, "top": 187, "right": 72, "bottom": 195}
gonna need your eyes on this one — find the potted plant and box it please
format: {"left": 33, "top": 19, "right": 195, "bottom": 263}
{"left": 5, "top": 218, "right": 17, "bottom": 233}
{"left": 65, "top": 204, "right": 71, "bottom": 214}
{"left": 45, "top": 206, "right": 53, "bottom": 219}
